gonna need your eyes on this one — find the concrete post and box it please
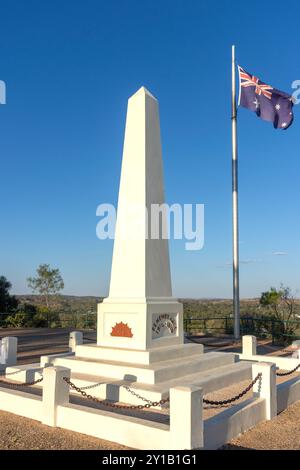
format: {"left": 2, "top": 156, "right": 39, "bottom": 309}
{"left": 291, "top": 341, "right": 300, "bottom": 359}
{"left": 242, "top": 335, "right": 257, "bottom": 357}
{"left": 42, "top": 366, "right": 70, "bottom": 427}
{"left": 0, "top": 340, "right": 3, "bottom": 371}
{"left": 292, "top": 349, "right": 300, "bottom": 359}
{"left": 69, "top": 331, "right": 83, "bottom": 352}
{"left": 169, "top": 385, "right": 203, "bottom": 450}
{"left": 0, "top": 337, "right": 18, "bottom": 366}
{"left": 252, "top": 361, "right": 277, "bottom": 420}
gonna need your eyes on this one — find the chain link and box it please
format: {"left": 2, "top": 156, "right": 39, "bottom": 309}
{"left": 64, "top": 377, "right": 169, "bottom": 410}
{"left": 67, "top": 378, "right": 167, "bottom": 406}
{"left": 78, "top": 381, "right": 105, "bottom": 391}
{"left": 276, "top": 363, "right": 300, "bottom": 377}
{"left": 0, "top": 369, "right": 24, "bottom": 377}
{"left": 122, "top": 385, "right": 157, "bottom": 405}
{"left": 65, "top": 373, "right": 264, "bottom": 409}
{"left": 0, "top": 376, "right": 43, "bottom": 387}
{"left": 203, "top": 373, "right": 262, "bottom": 406}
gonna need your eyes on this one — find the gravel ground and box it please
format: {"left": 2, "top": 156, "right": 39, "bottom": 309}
{"left": 224, "top": 400, "right": 300, "bottom": 450}
{"left": 0, "top": 410, "right": 130, "bottom": 450}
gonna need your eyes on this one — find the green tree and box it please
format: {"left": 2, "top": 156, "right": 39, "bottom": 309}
{"left": 260, "top": 285, "right": 297, "bottom": 343}
{"left": 0, "top": 276, "right": 18, "bottom": 312}
{"left": 27, "top": 264, "right": 64, "bottom": 310}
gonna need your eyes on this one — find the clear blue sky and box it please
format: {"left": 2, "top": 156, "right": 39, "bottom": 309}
{"left": 0, "top": 0, "right": 299, "bottom": 299}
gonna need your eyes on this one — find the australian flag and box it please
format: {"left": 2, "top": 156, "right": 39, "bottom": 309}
{"left": 238, "top": 66, "right": 294, "bottom": 129}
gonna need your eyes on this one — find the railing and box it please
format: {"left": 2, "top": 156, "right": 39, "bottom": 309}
{"left": 0, "top": 313, "right": 9, "bottom": 326}
{"left": 1, "top": 310, "right": 300, "bottom": 345}
{"left": 0, "top": 311, "right": 97, "bottom": 329}
{"left": 184, "top": 316, "right": 300, "bottom": 345}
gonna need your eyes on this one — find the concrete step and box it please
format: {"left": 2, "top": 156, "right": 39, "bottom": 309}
{"left": 1, "top": 358, "right": 252, "bottom": 408}
{"left": 65, "top": 360, "right": 252, "bottom": 406}
{"left": 170, "top": 360, "right": 253, "bottom": 394}
{"left": 75, "top": 342, "right": 204, "bottom": 365}
{"left": 52, "top": 351, "right": 237, "bottom": 384}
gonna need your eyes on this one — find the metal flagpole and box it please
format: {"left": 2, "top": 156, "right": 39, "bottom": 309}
{"left": 231, "top": 45, "right": 240, "bottom": 340}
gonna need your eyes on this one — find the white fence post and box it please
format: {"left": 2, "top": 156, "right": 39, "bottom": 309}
{"left": 42, "top": 366, "right": 70, "bottom": 427}
{"left": 169, "top": 385, "right": 203, "bottom": 450}
{"left": 0, "top": 337, "right": 18, "bottom": 366}
{"left": 291, "top": 349, "right": 300, "bottom": 359}
{"left": 291, "top": 341, "right": 300, "bottom": 359}
{"left": 242, "top": 335, "right": 257, "bottom": 357}
{"left": 252, "top": 361, "right": 277, "bottom": 420}
{"left": 69, "top": 331, "right": 83, "bottom": 352}
{"left": 0, "top": 340, "right": 3, "bottom": 371}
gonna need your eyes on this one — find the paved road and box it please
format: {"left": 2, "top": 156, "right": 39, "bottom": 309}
{"left": 0, "top": 328, "right": 97, "bottom": 364}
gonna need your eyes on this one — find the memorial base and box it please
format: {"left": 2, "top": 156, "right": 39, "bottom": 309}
{"left": 97, "top": 298, "right": 184, "bottom": 351}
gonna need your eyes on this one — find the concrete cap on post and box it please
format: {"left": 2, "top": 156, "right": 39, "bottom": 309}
{"left": 42, "top": 366, "right": 71, "bottom": 427}
{"left": 242, "top": 335, "right": 257, "bottom": 357}
{"left": 69, "top": 331, "right": 83, "bottom": 352}
{"left": 0, "top": 337, "right": 18, "bottom": 366}
{"left": 252, "top": 361, "right": 277, "bottom": 420}
{"left": 169, "top": 385, "right": 203, "bottom": 450}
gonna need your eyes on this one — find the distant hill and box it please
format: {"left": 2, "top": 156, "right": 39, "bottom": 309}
{"left": 15, "top": 294, "right": 263, "bottom": 317}
{"left": 15, "top": 294, "right": 300, "bottom": 318}
{"left": 16, "top": 294, "right": 102, "bottom": 314}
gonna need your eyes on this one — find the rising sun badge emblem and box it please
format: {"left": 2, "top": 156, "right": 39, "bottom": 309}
{"left": 110, "top": 322, "right": 133, "bottom": 338}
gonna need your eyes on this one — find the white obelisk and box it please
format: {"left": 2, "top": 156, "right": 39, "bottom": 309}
{"left": 97, "top": 87, "right": 183, "bottom": 351}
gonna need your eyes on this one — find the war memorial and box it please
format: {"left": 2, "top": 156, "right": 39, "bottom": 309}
{"left": 0, "top": 87, "right": 300, "bottom": 450}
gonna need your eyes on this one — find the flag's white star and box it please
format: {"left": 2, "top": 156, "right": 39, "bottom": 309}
{"left": 253, "top": 98, "right": 259, "bottom": 109}
{"left": 275, "top": 103, "right": 281, "bottom": 110}
{"left": 281, "top": 122, "right": 287, "bottom": 127}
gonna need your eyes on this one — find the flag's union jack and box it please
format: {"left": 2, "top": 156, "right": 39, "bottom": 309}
{"left": 238, "top": 64, "right": 294, "bottom": 129}
{"left": 239, "top": 66, "right": 273, "bottom": 99}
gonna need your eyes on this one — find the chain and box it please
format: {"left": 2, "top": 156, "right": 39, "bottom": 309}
{"left": 65, "top": 373, "right": 263, "bottom": 409}
{"left": 122, "top": 385, "right": 155, "bottom": 405}
{"left": 0, "top": 376, "right": 43, "bottom": 387}
{"left": 276, "top": 363, "right": 300, "bottom": 377}
{"left": 64, "top": 377, "right": 169, "bottom": 410}
{"left": 67, "top": 378, "right": 167, "bottom": 405}
{"left": 78, "top": 381, "right": 105, "bottom": 391}
{"left": 0, "top": 369, "right": 24, "bottom": 377}
{"left": 203, "top": 373, "right": 262, "bottom": 406}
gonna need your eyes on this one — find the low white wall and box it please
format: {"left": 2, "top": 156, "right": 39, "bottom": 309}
{"left": 239, "top": 354, "right": 300, "bottom": 370}
{"left": 277, "top": 377, "right": 300, "bottom": 413}
{"left": 40, "top": 352, "right": 74, "bottom": 367}
{"left": 240, "top": 336, "right": 300, "bottom": 370}
{"left": 56, "top": 402, "right": 170, "bottom": 450}
{"left": 204, "top": 397, "right": 265, "bottom": 449}
{"left": 0, "top": 388, "right": 41, "bottom": 421}
{"left": 0, "top": 355, "right": 299, "bottom": 450}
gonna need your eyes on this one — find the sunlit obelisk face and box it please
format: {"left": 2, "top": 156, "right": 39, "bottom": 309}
{"left": 97, "top": 87, "right": 183, "bottom": 351}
